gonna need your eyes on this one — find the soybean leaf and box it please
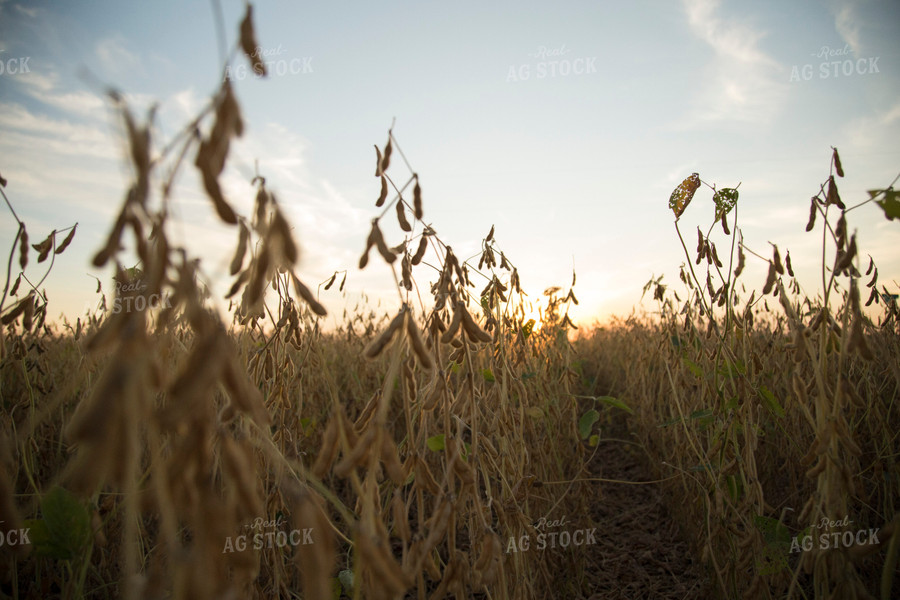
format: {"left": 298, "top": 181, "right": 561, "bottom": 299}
{"left": 870, "top": 189, "right": 900, "bottom": 221}
{"left": 669, "top": 173, "right": 701, "bottom": 218}
{"left": 758, "top": 385, "right": 785, "bottom": 418}
{"left": 25, "top": 486, "right": 91, "bottom": 559}
{"left": 713, "top": 188, "right": 739, "bottom": 219}
{"left": 578, "top": 409, "right": 600, "bottom": 440}
{"left": 595, "top": 395, "right": 633, "bottom": 415}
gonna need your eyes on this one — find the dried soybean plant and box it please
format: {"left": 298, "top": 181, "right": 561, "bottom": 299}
{"left": 289, "top": 125, "right": 591, "bottom": 600}
{"left": 578, "top": 149, "right": 900, "bottom": 600}
{"left": 0, "top": 174, "right": 78, "bottom": 360}
{"left": 1, "top": 6, "right": 597, "bottom": 600}
{"left": 1, "top": 5, "right": 332, "bottom": 600}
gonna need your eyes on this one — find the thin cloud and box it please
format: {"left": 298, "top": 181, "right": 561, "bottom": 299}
{"left": 95, "top": 35, "right": 145, "bottom": 79}
{"left": 833, "top": 2, "right": 863, "bottom": 56}
{"left": 841, "top": 100, "right": 900, "bottom": 154}
{"left": 680, "top": 0, "right": 786, "bottom": 126}
{"left": 13, "top": 3, "right": 37, "bottom": 18}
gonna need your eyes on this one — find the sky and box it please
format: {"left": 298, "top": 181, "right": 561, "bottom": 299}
{"left": 1, "top": 0, "right": 899, "bottom": 330}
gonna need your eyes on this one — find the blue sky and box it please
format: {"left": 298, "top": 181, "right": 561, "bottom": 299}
{"left": 1, "top": 0, "right": 899, "bottom": 327}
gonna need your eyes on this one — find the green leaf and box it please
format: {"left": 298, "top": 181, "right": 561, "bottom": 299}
{"left": 724, "top": 396, "right": 739, "bottom": 412}
{"left": 595, "top": 395, "right": 633, "bottom": 415}
{"left": 482, "top": 368, "right": 495, "bottom": 382}
{"left": 689, "top": 462, "right": 716, "bottom": 472}
{"left": 578, "top": 409, "right": 600, "bottom": 440}
{"left": 690, "top": 408, "right": 713, "bottom": 421}
{"left": 713, "top": 188, "right": 739, "bottom": 219}
{"left": 525, "top": 406, "right": 544, "bottom": 419}
{"left": 682, "top": 357, "right": 703, "bottom": 379}
{"left": 27, "top": 486, "right": 91, "bottom": 559}
{"left": 870, "top": 189, "right": 900, "bottom": 221}
{"left": 300, "top": 417, "right": 313, "bottom": 433}
{"left": 753, "top": 515, "right": 791, "bottom": 545}
{"left": 426, "top": 434, "right": 445, "bottom": 452}
{"left": 717, "top": 359, "right": 746, "bottom": 379}
{"left": 725, "top": 474, "right": 742, "bottom": 502}
{"left": 522, "top": 319, "right": 536, "bottom": 339}
{"left": 448, "top": 360, "right": 461, "bottom": 374}
{"left": 338, "top": 568, "right": 354, "bottom": 593}
{"left": 690, "top": 408, "right": 714, "bottom": 429}
{"left": 588, "top": 434, "right": 599, "bottom": 447}
{"left": 758, "top": 385, "right": 785, "bottom": 418}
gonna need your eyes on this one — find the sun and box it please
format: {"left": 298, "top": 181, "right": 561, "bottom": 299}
{"left": 517, "top": 299, "right": 545, "bottom": 333}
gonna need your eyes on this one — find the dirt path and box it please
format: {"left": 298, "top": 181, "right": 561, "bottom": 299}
{"left": 579, "top": 414, "right": 713, "bottom": 599}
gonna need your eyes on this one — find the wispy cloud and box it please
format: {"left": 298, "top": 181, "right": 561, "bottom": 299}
{"left": 841, "top": 100, "right": 900, "bottom": 154}
{"left": 832, "top": 1, "right": 863, "bottom": 56}
{"left": 95, "top": 35, "right": 145, "bottom": 79}
{"left": 680, "top": 0, "right": 786, "bottom": 126}
{"left": 13, "top": 3, "right": 37, "bottom": 18}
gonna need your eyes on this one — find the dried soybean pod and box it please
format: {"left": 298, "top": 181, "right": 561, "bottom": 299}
{"left": 711, "top": 244, "right": 723, "bottom": 268}
{"left": 772, "top": 245, "right": 784, "bottom": 275}
{"left": 833, "top": 147, "right": 844, "bottom": 177}
{"left": 381, "top": 433, "right": 406, "bottom": 485}
{"left": 293, "top": 489, "right": 336, "bottom": 600}
{"left": 21, "top": 295, "right": 34, "bottom": 331}
{"left": 18, "top": 226, "right": 28, "bottom": 270}
{"left": 415, "top": 457, "right": 442, "bottom": 495}
{"left": 291, "top": 273, "right": 327, "bottom": 316}
{"left": 355, "top": 531, "right": 411, "bottom": 595}
{"left": 461, "top": 307, "right": 492, "bottom": 343}
{"left": 762, "top": 262, "right": 777, "bottom": 295}
{"left": 382, "top": 136, "right": 393, "bottom": 172}
{"left": 396, "top": 200, "right": 412, "bottom": 232}
{"left": 422, "top": 376, "right": 444, "bottom": 411}
{"left": 220, "top": 436, "right": 264, "bottom": 517}
{"left": 407, "top": 315, "right": 433, "bottom": 369}
{"left": 441, "top": 306, "right": 462, "bottom": 344}
{"left": 391, "top": 490, "right": 410, "bottom": 543}
{"left": 55, "top": 225, "right": 77, "bottom": 255}
{"left": 239, "top": 4, "right": 266, "bottom": 76}
{"left": 411, "top": 236, "right": 428, "bottom": 265}
{"left": 374, "top": 144, "right": 383, "bottom": 176}
{"left": 229, "top": 222, "right": 249, "bottom": 275}
{"left": 372, "top": 223, "right": 397, "bottom": 263}
{"left": 312, "top": 417, "right": 340, "bottom": 478}
{"left": 334, "top": 428, "right": 375, "bottom": 478}
{"left": 805, "top": 197, "right": 818, "bottom": 231}
{"left": 413, "top": 176, "right": 423, "bottom": 220}
{"left": 364, "top": 309, "right": 406, "bottom": 359}
{"left": 376, "top": 175, "right": 388, "bottom": 207}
